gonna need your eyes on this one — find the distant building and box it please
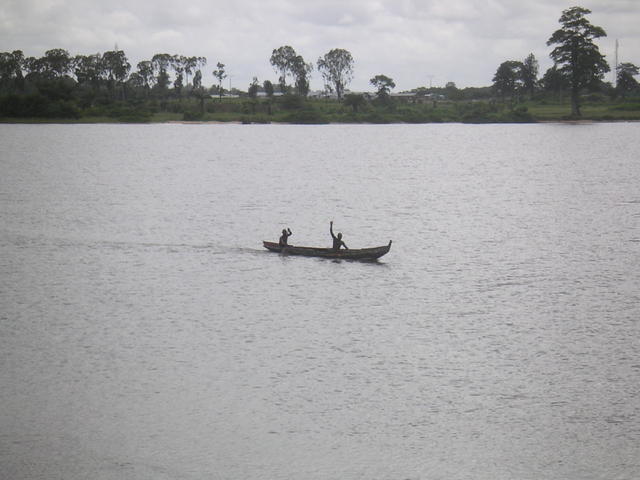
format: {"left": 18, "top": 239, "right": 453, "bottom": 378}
{"left": 256, "top": 91, "right": 284, "bottom": 98}
{"left": 390, "top": 92, "right": 446, "bottom": 103}
{"left": 308, "top": 90, "right": 339, "bottom": 99}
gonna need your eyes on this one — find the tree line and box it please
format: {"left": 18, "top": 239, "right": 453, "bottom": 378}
{"left": 492, "top": 6, "right": 639, "bottom": 116}
{"left": 1, "top": 5, "right": 638, "bottom": 121}
{"left": 0, "top": 49, "right": 215, "bottom": 118}
{"left": 0, "top": 44, "right": 363, "bottom": 118}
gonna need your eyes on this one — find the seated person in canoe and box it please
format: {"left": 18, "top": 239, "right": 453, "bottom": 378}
{"left": 279, "top": 228, "right": 292, "bottom": 246}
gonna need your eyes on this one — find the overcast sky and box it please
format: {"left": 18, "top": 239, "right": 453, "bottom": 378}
{"left": 2, "top": 0, "right": 639, "bottom": 92}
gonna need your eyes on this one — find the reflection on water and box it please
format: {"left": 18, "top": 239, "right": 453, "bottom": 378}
{"left": 1, "top": 123, "right": 639, "bottom": 480}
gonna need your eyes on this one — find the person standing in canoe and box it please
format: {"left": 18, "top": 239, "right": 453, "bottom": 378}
{"left": 330, "top": 221, "right": 348, "bottom": 251}
{"left": 279, "top": 228, "right": 292, "bottom": 247}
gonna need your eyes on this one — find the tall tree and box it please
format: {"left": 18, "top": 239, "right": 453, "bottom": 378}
{"left": 263, "top": 80, "right": 274, "bottom": 98}
{"left": 102, "top": 50, "right": 131, "bottom": 99}
{"left": 291, "top": 55, "right": 312, "bottom": 96}
{"left": 541, "top": 65, "right": 569, "bottom": 99}
{"left": 136, "top": 60, "right": 155, "bottom": 89}
{"left": 126, "top": 72, "right": 145, "bottom": 89}
{"left": 181, "top": 56, "right": 206, "bottom": 86}
{"left": 520, "top": 53, "right": 539, "bottom": 98}
{"left": 42, "top": 48, "right": 72, "bottom": 78}
{"left": 171, "top": 55, "right": 185, "bottom": 94}
{"left": 616, "top": 62, "right": 639, "bottom": 98}
{"left": 248, "top": 77, "right": 260, "bottom": 98}
{"left": 547, "top": 6, "right": 609, "bottom": 117}
{"left": 73, "top": 54, "right": 102, "bottom": 88}
{"left": 192, "top": 84, "right": 208, "bottom": 114}
{"left": 180, "top": 56, "right": 193, "bottom": 85}
{"left": 370, "top": 74, "right": 395, "bottom": 99}
{"left": 270, "top": 46, "right": 298, "bottom": 94}
{"left": 343, "top": 93, "right": 366, "bottom": 113}
{"left": 213, "top": 62, "right": 227, "bottom": 101}
{"left": 444, "top": 82, "right": 462, "bottom": 100}
{"left": 173, "top": 72, "right": 184, "bottom": 94}
{"left": 0, "top": 50, "right": 25, "bottom": 92}
{"left": 102, "top": 50, "right": 130, "bottom": 83}
{"left": 196, "top": 57, "right": 207, "bottom": 77}
{"left": 23, "top": 56, "right": 46, "bottom": 77}
{"left": 184, "top": 57, "right": 206, "bottom": 89}
{"left": 493, "top": 60, "right": 523, "bottom": 101}
{"left": 317, "top": 48, "right": 354, "bottom": 101}
{"left": 151, "top": 53, "right": 172, "bottom": 90}
{"left": 193, "top": 70, "right": 203, "bottom": 89}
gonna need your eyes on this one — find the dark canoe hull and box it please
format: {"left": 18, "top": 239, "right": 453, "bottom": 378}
{"left": 263, "top": 240, "right": 392, "bottom": 261}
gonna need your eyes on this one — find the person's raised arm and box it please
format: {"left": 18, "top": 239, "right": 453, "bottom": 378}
{"left": 330, "top": 221, "right": 336, "bottom": 240}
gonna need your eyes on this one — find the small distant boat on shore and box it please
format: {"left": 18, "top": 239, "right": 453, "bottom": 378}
{"left": 262, "top": 240, "right": 392, "bottom": 261}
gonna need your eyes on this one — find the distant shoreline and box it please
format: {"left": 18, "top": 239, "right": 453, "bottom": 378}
{"left": 2, "top": 118, "right": 640, "bottom": 125}
{"left": 2, "top": 94, "right": 639, "bottom": 125}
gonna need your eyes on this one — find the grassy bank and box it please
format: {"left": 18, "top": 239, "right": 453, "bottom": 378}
{"left": 2, "top": 96, "right": 640, "bottom": 124}
{"left": 525, "top": 100, "right": 640, "bottom": 121}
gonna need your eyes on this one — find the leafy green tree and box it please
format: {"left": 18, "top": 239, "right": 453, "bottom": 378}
{"left": 541, "top": 65, "right": 569, "bottom": 99}
{"left": 344, "top": 93, "right": 366, "bottom": 113}
{"left": 156, "top": 70, "right": 170, "bottom": 92}
{"left": 42, "top": 48, "right": 72, "bottom": 78}
{"left": 193, "top": 70, "right": 202, "bottom": 89}
{"left": 173, "top": 73, "right": 184, "bottom": 94}
{"left": 521, "top": 53, "right": 539, "bottom": 98}
{"left": 213, "top": 62, "right": 227, "bottom": 101}
{"left": 317, "top": 48, "right": 354, "bottom": 100}
{"left": 270, "top": 46, "right": 298, "bottom": 94}
{"left": 102, "top": 50, "right": 130, "bottom": 83}
{"left": 444, "top": 82, "right": 462, "bottom": 100}
{"left": 547, "top": 6, "right": 609, "bottom": 116}
{"left": 492, "top": 60, "right": 523, "bottom": 101}
{"left": 23, "top": 56, "right": 43, "bottom": 77}
{"left": 0, "top": 50, "right": 25, "bottom": 92}
{"left": 102, "top": 50, "right": 130, "bottom": 100}
{"left": 263, "top": 80, "right": 274, "bottom": 98}
{"left": 291, "top": 55, "right": 312, "bottom": 96}
{"left": 192, "top": 85, "right": 208, "bottom": 114}
{"left": 370, "top": 74, "right": 395, "bottom": 99}
{"left": 151, "top": 53, "right": 172, "bottom": 90}
{"left": 190, "top": 57, "right": 206, "bottom": 87}
{"left": 248, "top": 77, "right": 260, "bottom": 98}
{"left": 171, "top": 55, "right": 185, "bottom": 94}
{"left": 616, "top": 62, "right": 639, "bottom": 98}
{"left": 136, "top": 61, "right": 155, "bottom": 89}
{"left": 180, "top": 56, "right": 194, "bottom": 85}
{"left": 126, "top": 72, "right": 145, "bottom": 89}
{"left": 73, "top": 54, "right": 102, "bottom": 87}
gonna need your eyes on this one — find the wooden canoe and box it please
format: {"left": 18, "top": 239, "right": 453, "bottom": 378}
{"left": 262, "top": 240, "right": 392, "bottom": 261}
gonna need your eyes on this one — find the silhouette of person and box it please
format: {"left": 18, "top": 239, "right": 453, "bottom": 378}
{"left": 279, "top": 228, "right": 292, "bottom": 247}
{"left": 330, "top": 221, "right": 348, "bottom": 251}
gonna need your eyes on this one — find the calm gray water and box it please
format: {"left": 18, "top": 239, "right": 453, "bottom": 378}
{"left": 1, "top": 122, "right": 639, "bottom": 480}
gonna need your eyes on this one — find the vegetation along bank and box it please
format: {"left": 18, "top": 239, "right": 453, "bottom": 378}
{"left": 1, "top": 6, "right": 639, "bottom": 124}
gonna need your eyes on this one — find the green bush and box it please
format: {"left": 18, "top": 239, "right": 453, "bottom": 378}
{"left": 460, "top": 104, "right": 494, "bottom": 123}
{"left": 361, "top": 111, "right": 392, "bottom": 123}
{"left": 0, "top": 94, "right": 80, "bottom": 119}
{"left": 507, "top": 105, "right": 535, "bottom": 123}
{"left": 280, "top": 109, "right": 328, "bottom": 124}
{"left": 611, "top": 102, "right": 640, "bottom": 111}
{"left": 583, "top": 92, "right": 609, "bottom": 103}
{"left": 278, "top": 94, "right": 306, "bottom": 110}
{"left": 183, "top": 111, "right": 205, "bottom": 121}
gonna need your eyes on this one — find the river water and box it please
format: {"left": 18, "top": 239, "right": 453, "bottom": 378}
{"left": 1, "top": 122, "right": 639, "bottom": 480}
